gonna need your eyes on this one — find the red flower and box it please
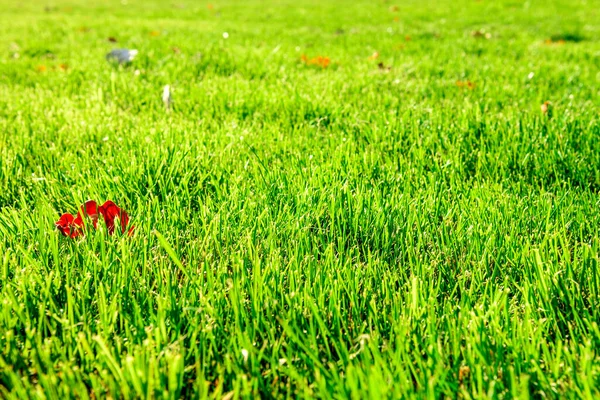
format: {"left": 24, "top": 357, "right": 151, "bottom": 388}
{"left": 56, "top": 200, "right": 133, "bottom": 238}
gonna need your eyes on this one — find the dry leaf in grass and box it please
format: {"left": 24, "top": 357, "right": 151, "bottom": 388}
{"left": 456, "top": 80, "right": 476, "bottom": 89}
{"left": 301, "top": 55, "right": 331, "bottom": 68}
{"left": 368, "top": 52, "right": 379, "bottom": 60}
{"left": 541, "top": 101, "right": 553, "bottom": 117}
{"left": 458, "top": 366, "right": 470, "bottom": 383}
{"left": 471, "top": 29, "right": 491, "bottom": 39}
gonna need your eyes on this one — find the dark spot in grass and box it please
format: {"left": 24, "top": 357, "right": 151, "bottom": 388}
{"left": 471, "top": 29, "right": 491, "bottom": 39}
{"left": 378, "top": 62, "right": 391, "bottom": 72}
{"left": 413, "top": 32, "right": 440, "bottom": 40}
{"left": 463, "top": 46, "right": 485, "bottom": 57}
{"left": 549, "top": 32, "right": 585, "bottom": 43}
{"left": 23, "top": 48, "right": 55, "bottom": 59}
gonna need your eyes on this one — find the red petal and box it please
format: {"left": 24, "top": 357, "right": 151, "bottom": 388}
{"left": 99, "top": 200, "right": 118, "bottom": 234}
{"left": 82, "top": 200, "right": 99, "bottom": 228}
{"left": 73, "top": 213, "right": 84, "bottom": 228}
{"left": 69, "top": 229, "right": 83, "bottom": 238}
{"left": 99, "top": 200, "right": 131, "bottom": 235}
{"left": 55, "top": 213, "right": 75, "bottom": 236}
{"left": 56, "top": 213, "right": 83, "bottom": 238}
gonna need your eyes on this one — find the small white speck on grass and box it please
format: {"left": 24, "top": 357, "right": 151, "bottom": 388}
{"left": 358, "top": 334, "right": 370, "bottom": 346}
{"left": 295, "top": 46, "right": 301, "bottom": 52}
{"left": 223, "top": 32, "right": 229, "bottom": 39}
{"left": 527, "top": 72, "right": 535, "bottom": 79}
{"left": 241, "top": 349, "right": 249, "bottom": 362}
{"left": 102, "top": 136, "right": 109, "bottom": 142}
{"left": 278, "top": 358, "right": 287, "bottom": 365}
{"left": 162, "top": 84, "right": 172, "bottom": 111}
{"left": 31, "top": 173, "right": 45, "bottom": 182}
{"left": 387, "top": 27, "right": 393, "bottom": 34}
{"left": 309, "top": 154, "right": 313, "bottom": 160}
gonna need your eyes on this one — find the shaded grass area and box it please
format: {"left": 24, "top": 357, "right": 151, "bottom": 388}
{"left": 0, "top": 0, "right": 600, "bottom": 397}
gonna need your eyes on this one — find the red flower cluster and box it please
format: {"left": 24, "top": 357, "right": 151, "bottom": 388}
{"left": 56, "top": 200, "right": 133, "bottom": 238}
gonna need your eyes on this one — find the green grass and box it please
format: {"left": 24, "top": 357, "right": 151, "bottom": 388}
{"left": 0, "top": 0, "right": 599, "bottom": 397}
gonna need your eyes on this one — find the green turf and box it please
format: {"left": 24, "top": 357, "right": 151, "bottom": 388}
{"left": 1, "top": 0, "right": 600, "bottom": 397}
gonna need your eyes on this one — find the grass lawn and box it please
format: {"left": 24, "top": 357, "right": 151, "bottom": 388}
{"left": 1, "top": 0, "right": 600, "bottom": 397}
